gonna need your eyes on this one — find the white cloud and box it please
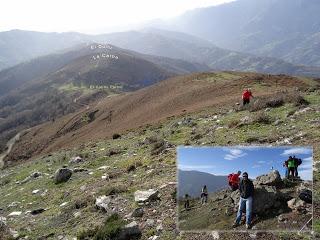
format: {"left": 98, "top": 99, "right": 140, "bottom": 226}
{"left": 224, "top": 148, "right": 247, "bottom": 160}
{"left": 252, "top": 164, "right": 261, "bottom": 169}
{"left": 179, "top": 164, "right": 215, "bottom": 171}
{"left": 303, "top": 156, "right": 313, "bottom": 162}
{"left": 280, "top": 147, "right": 312, "bottom": 156}
{"left": 296, "top": 156, "right": 313, "bottom": 180}
{"left": 258, "top": 161, "right": 266, "bottom": 164}
{"left": 298, "top": 169, "right": 313, "bottom": 181}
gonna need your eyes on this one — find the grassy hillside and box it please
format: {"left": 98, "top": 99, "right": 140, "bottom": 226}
{"left": 0, "top": 72, "right": 319, "bottom": 239}
{"left": 5, "top": 71, "right": 315, "bottom": 165}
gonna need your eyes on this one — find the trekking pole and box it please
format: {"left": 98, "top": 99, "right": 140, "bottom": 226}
{"left": 298, "top": 217, "right": 312, "bottom": 233}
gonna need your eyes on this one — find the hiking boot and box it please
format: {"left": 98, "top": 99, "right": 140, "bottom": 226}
{"left": 246, "top": 224, "right": 252, "bottom": 229}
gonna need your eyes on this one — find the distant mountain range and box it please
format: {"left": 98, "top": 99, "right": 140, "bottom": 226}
{"left": 1, "top": 29, "right": 320, "bottom": 78}
{"left": 178, "top": 170, "right": 228, "bottom": 198}
{"left": 0, "top": 30, "right": 90, "bottom": 71}
{"left": 158, "top": 0, "right": 320, "bottom": 67}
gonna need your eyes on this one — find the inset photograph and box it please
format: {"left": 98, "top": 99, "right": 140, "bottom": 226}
{"left": 177, "top": 146, "right": 313, "bottom": 231}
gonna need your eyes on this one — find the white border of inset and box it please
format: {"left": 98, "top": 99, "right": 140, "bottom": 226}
{"left": 176, "top": 145, "right": 314, "bottom": 234}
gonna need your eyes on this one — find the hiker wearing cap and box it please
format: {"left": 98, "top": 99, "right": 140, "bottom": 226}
{"left": 242, "top": 88, "right": 254, "bottom": 106}
{"left": 201, "top": 185, "right": 208, "bottom": 204}
{"left": 228, "top": 171, "right": 241, "bottom": 191}
{"left": 233, "top": 172, "right": 254, "bottom": 229}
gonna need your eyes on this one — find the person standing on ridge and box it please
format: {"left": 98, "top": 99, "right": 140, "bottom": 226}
{"left": 287, "top": 156, "right": 296, "bottom": 179}
{"left": 293, "top": 155, "right": 302, "bottom": 177}
{"left": 233, "top": 172, "right": 254, "bottom": 229}
{"left": 201, "top": 185, "right": 208, "bottom": 204}
{"left": 184, "top": 194, "right": 190, "bottom": 210}
{"left": 283, "top": 159, "right": 289, "bottom": 178}
{"left": 242, "top": 88, "right": 254, "bottom": 106}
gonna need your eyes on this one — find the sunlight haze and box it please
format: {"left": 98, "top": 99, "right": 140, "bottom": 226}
{"left": 0, "top": 0, "right": 235, "bottom": 33}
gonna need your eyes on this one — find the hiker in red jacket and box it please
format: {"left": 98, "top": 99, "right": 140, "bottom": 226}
{"left": 242, "top": 88, "right": 254, "bottom": 105}
{"left": 228, "top": 171, "right": 241, "bottom": 191}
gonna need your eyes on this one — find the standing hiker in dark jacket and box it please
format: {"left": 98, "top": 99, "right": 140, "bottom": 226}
{"left": 233, "top": 172, "right": 254, "bottom": 229}
{"left": 293, "top": 155, "right": 302, "bottom": 177}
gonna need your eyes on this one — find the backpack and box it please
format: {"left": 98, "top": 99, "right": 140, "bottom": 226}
{"left": 297, "top": 158, "right": 302, "bottom": 166}
{"left": 228, "top": 174, "right": 233, "bottom": 182}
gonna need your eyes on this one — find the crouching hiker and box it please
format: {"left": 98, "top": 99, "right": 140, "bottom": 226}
{"left": 233, "top": 172, "right": 254, "bottom": 229}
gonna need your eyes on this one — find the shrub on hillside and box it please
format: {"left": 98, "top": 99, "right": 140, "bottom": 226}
{"left": 112, "top": 133, "right": 121, "bottom": 139}
{"left": 248, "top": 92, "right": 309, "bottom": 112}
{"left": 77, "top": 214, "right": 124, "bottom": 240}
{"left": 285, "top": 93, "right": 309, "bottom": 106}
{"left": 252, "top": 112, "right": 272, "bottom": 124}
{"left": 151, "top": 139, "right": 166, "bottom": 156}
{"left": 74, "top": 195, "right": 95, "bottom": 209}
{"left": 107, "top": 148, "right": 122, "bottom": 157}
{"left": 227, "top": 119, "right": 241, "bottom": 128}
{"left": 265, "top": 96, "right": 284, "bottom": 108}
{"left": 99, "top": 184, "right": 128, "bottom": 196}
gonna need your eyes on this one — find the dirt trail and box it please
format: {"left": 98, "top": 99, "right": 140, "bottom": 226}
{"left": 0, "top": 130, "right": 29, "bottom": 169}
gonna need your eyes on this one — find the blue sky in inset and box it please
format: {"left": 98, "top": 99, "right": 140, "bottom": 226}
{"left": 178, "top": 146, "right": 313, "bottom": 180}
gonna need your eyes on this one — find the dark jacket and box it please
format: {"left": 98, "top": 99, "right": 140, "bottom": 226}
{"left": 239, "top": 179, "right": 254, "bottom": 199}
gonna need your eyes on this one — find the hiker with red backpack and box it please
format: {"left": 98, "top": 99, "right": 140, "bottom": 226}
{"left": 242, "top": 88, "right": 254, "bottom": 106}
{"left": 228, "top": 171, "right": 241, "bottom": 191}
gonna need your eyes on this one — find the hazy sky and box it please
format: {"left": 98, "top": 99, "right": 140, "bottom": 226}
{"left": 0, "top": 0, "right": 234, "bottom": 34}
{"left": 178, "top": 146, "right": 313, "bottom": 180}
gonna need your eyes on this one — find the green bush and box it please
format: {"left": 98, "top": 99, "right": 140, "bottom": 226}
{"left": 99, "top": 184, "right": 128, "bottom": 196}
{"left": 151, "top": 139, "right": 166, "bottom": 155}
{"left": 77, "top": 214, "right": 125, "bottom": 240}
{"left": 94, "top": 214, "right": 124, "bottom": 240}
{"left": 227, "top": 119, "right": 241, "bottom": 128}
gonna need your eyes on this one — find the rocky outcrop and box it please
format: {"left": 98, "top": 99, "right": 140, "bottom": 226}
{"left": 134, "top": 189, "right": 159, "bottom": 203}
{"left": 118, "top": 221, "right": 141, "bottom": 240}
{"left": 95, "top": 196, "right": 111, "bottom": 212}
{"left": 219, "top": 170, "right": 311, "bottom": 217}
{"left": 253, "top": 170, "right": 282, "bottom": 186}
{"left": 287, "top": 198, "right": 307, "bottom": 212}
{"left": 230, "top": 185, "right": 286, "bottom": 215}
{"left": 69, "top": 156, "right": 83, "bottom": 164}
{"left": 131, "top": 208, "right": 144, "bottom": 218}
{"left": 19, "top": 171, "right": 42, "bottom": 184}
{"left": 54, "top": 168, "right": 72, "bottom": 184}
